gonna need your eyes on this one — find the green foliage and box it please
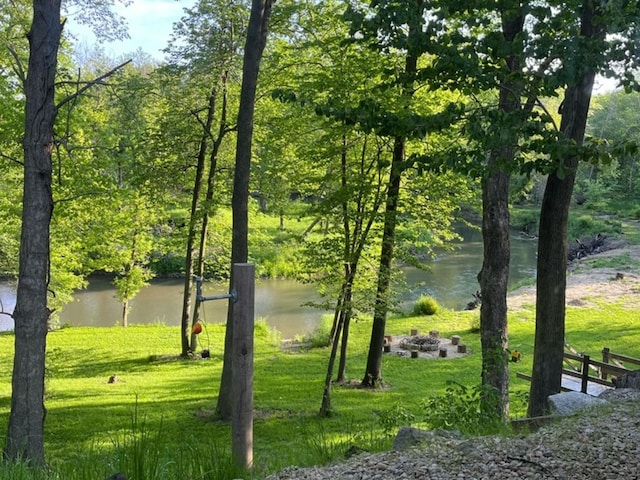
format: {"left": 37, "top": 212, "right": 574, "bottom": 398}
{"left": 255, "top": 318, "right": 282, "bottom": 346}
{"left": 0, "top": 463, "right": 49, "bottom": 480}
{"left": 421, "top": 381, "right": 504, "bottom": 436}
{"left": 295, "top": 315, "right": 333, "bottom": 348}
{"left": 468, "top": 313, "right": 481, "bottom": 333}
{"left": 510, "top": 208, "right": 540, "bottom": 235}
{"left": 568, "top": 214, "right": 622, "bottom": 240}
{"left": 412, "top": 295, "right": 440, "bottom": 316}
{"left": 376, "top": 403, "right": 415, "bottom": 437}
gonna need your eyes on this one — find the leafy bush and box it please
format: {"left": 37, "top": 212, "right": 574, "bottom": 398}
{"left": 412, "top": 295, "right": 440, "bottom": 316}
{"left": 568, "top": 214, "right": 622, "bottom": 240}
{"left": 421, "top": 381, "right": 505, "bottom": 436}
{"left": 510, "top": 208, "right": 539, "bottom": 234}
{"left": 376, "top": 403, "right": 416, "bottom": 437}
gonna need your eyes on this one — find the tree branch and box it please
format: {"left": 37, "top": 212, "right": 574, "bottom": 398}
{"left": 7, "top": 44, "right": 26, "bottom": 85}
{"left": 56, "top": 60, "right": 132, "bottom": 110}
{"left": 0, "top": 152, "right": 24, "bottom": 166}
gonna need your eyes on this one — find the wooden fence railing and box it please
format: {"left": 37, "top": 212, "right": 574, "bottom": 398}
{"left": 516, "top": 346, "right": 640, "bottom": 394}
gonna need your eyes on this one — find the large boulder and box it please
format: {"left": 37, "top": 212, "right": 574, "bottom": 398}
{"left": 547, "top": 391, "right": 608, "bottom": 416}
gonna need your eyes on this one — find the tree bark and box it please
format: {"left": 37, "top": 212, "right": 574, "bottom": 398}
{"left": 190, "top": 73, "right": 229, "bottom": 352}
{"left": 4, "top": 0, "right": 62, "bottom": 465}
{"left": 528, "top": 0, "right": 603, "bottom": 417}
{"left": 361, "top": 136, "right": 404, "bottom": 386}
{"left": 216, "top": 0, "right": 274, "bottom": 421}
{"left": 180, "top": 87, "right": 217, "bottom": 356}
{"left": 478, "top": 9, "right": 524, "bottom": 421}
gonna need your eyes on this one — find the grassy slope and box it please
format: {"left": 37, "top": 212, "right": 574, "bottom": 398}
{"left": 1, "top": 296, "right": 639, "bottom": 477}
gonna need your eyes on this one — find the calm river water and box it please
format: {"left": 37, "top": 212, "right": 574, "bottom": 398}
{"left": 0, "top": 230, "right": 537, "bottom": 338}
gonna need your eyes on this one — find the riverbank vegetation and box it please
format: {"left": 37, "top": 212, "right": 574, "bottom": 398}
{"left": 1, "top": 296, "right": 639, "bottom": 479}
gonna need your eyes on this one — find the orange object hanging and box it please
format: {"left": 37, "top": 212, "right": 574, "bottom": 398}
{"left": 192, "top": 323, "right": 203, "bottom": 335}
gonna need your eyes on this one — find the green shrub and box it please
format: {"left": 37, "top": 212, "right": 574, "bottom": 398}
{"left": 568, "top": 214, "right": 622, "bottom": 240}
{"left": 510, "top": 208, "right": 539, "bottom": 234}
{"left": 412, "top": 295, "right": 440, "bottom": 316}
{"left": 376, "top": 403, "right": 415, "bottom": 437}
{"left": 421, "top": 381, "right": 505, "bottom": 436}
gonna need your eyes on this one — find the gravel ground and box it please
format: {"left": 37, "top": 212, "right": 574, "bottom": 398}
{"left": 266, "top": 393, "right": 640, "bottom": 480}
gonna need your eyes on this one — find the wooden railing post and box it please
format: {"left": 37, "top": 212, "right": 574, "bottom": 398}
{"left": 231, "top": 263, "right": 255, "bottom": 470}
{"left": 601, "top": 347, "right": 610, "bottom": 380}
{"left": 581, "top": 354, "right": 590, "bottom": 394}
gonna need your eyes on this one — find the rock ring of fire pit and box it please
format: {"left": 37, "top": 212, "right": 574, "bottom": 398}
{"left": 399, "top": 335, "right": 440, "bottom": 352}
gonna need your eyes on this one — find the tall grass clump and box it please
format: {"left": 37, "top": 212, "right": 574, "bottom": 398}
{"left": 295, "top": 415, "right": 389, "bottom": 467}
{"left": 412, "top": 295, "right": 439, "bottom": 316}
{"left": 255, "top": 318, "right": 282, "bottom": 346}
{"left": 0, "top": 463, "right": 49, "bottom": 480}
{"left": 295, "top": 314, "right": 333, "bottom": 347}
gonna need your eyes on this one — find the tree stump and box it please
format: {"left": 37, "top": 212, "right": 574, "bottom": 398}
{"left": 451, "top": 335, "right": 461, "bottom": 345}
{"left": 411, "top": 350, "right": 419, "bottom": 358}
{"left": 429, "top": 329, "right": 439, "bottom": 338}
{"left": 383, "top": 345, "right": 391, "bottom": 353}
{"left": 411, "top": 328, "right": 419, "bottom": 336}
{"left": 439, "top": 347, "right": 448, "bottom": 358}
{"left": 457, "top": 343, "right": 467, "bottom": 354}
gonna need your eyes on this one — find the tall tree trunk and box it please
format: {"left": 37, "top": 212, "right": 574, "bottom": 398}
{"left": 4, "top": 0, "right": 62, "bottom": 465}
{"left": 190, "top": 73, "right": 229, "bottom": 352}
{"left": 336, "top": 264, "right": 356, "bottom": 382}
{"left": 180, "top": 87, "right": 218, "bottom": 356}
{"left": 528, "top": 0, "right": 603, "bottom": 417}
{"left": 478, "top": 9, "right": 524, "bottom": 421}
{"left": 122, "top": 300, "right": 129, "bottom": 328}
{"left": 361, "top": 136, "right": 404, "bottom": 386}
{"left": 216, "top": 0, "right": 274, "bottom": 421}
{"left": 320, "top": 310, "right": 344, "bottom": 416}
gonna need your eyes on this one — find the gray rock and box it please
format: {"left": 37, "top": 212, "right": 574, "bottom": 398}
{"left": 598, "top": 388, "right": 640, "bottom": 402}
{"left": 548, "top": 391, "right": 608, "bottom": 416}
{"left": 614, "top": 369, "right": 640, "bottom": 389}
{"left": 392, "top": 426, "right": 461, "bottom": 451}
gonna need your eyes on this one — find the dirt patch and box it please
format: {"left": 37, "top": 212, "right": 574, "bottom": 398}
{"left": 508, "top": 244, "right": 640, "bottom": 310}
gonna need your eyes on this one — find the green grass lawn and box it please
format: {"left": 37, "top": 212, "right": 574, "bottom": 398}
{"left": 1, "top": 298, "right": 639, "bottom": 479}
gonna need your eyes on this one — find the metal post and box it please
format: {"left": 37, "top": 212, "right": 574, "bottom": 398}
{"left": 231, "top": 263, "right": 255, "bottom": 469}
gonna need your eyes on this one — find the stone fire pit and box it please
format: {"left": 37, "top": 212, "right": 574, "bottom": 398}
{"left": 399, "top": 334, "right": 440, "bottom": 352}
